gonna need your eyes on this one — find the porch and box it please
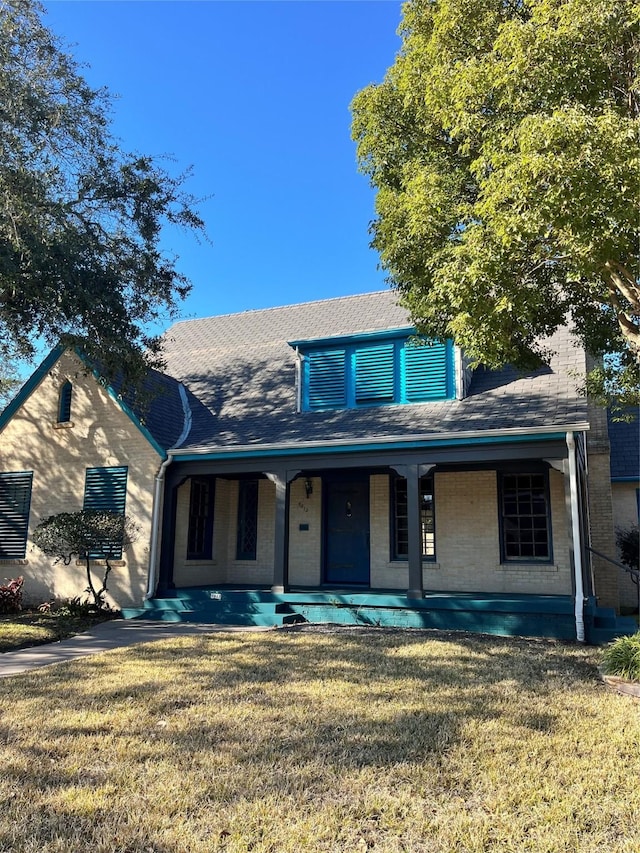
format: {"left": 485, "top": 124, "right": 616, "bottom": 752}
{"left": 121, "top": 586, "right": 635, "bottom": 643}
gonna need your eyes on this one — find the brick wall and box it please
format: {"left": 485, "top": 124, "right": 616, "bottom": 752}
{"left": 585, "top": 399, "right": 620, "bottom": 610}
{"left": 370, "top": 470, "right": 572, "bottom": 595}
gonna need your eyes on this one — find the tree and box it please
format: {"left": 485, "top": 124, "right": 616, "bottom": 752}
{"left": 0, "top": 0, "right": 206, "bottom": 391}
{"left": 351, "top": 0, "right": 639, "bottom": 404}
{"left": 33, "top": 510, "right": 139, "bottom": 611}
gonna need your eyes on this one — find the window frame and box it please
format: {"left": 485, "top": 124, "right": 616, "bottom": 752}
{"left": 0, "top": 471, "right": 33, "bottom": 560}
{"left": 57, "top": 381, "right": 73, "bottom": 423}
{"left": 390, "top": 473, "right": 436, "bottom": 562}
{"left": 498, "top": 470, "right": 553, "bottom": 564}
{"left": 236, "top": 479, "right": 259, "bottom": 561}
{"left": 187, "top": 477, "right": 215, "bottom": 560}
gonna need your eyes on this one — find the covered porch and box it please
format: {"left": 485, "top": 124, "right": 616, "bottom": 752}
{"left": 142, "top": 429, "right": 601, "bottom": 640}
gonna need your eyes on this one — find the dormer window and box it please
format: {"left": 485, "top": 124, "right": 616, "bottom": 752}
{"left": 290, "top": 329, "right": 455, "bottom": 412}
{"left": 57, "top": 381, "right": 73, "bottom": 423}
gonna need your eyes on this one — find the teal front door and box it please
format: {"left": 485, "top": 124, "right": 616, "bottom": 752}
{"left": 324, "top": 475, "right": 370, "bottom": 585}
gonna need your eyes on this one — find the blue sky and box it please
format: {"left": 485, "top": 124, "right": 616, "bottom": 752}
{"left": 42, "top": 0, "right": 404, "bottom": 327}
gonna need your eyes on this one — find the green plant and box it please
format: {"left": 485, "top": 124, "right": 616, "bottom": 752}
{"left": 33, "top": 510, "right": 138, "bottom": 610}
{"left": 616, "top": 525, "right": 639, "bottom": 572}
{"left": 601, "top": 632, "right": 640, "bottom": 682}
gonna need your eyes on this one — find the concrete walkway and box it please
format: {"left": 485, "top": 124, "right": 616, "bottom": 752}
{"left": 0, "top": 619, "right": 272, "bottom": 678}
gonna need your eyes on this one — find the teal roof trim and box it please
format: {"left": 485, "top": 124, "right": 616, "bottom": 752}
{"left": 611, "top": 476, "right": 640, "bottom": 483}
{"left": 170, "top": 431, "right": 568, "bottom": 462}
{"left": 288, "top": 326, "right": 416, "bottom": 350}
{"left": 0, "top": 345, "right": 65, "bottom": 433}
{"left": 74, "top": 349, "right": 167, "bottom": 460}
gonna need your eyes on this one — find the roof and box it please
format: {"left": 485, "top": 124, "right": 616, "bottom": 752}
{"left": 608, "top": 412, "right": 640, "bottom": 481}
{"left": 160, "top": 290, "right": 589, "bottom": 454}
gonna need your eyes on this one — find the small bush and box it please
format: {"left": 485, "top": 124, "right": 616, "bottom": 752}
{"left": 601, "top": 631, "right": 640, "bottom": 682}
{"left": 616, "top": 525, "right": 639, "bottom": 572}
{"left": 0, "top": 577, "right": 24, "bottom": 614}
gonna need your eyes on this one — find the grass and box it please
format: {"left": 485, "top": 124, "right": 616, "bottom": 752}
{"left": 601, "top": 631, "right": 640, "bottom": 681}
{"left": 0, "top": 610, "right": 113, "bottom": 652}
{"left": 0, "top": 626, "right": 639, "bottom": 852}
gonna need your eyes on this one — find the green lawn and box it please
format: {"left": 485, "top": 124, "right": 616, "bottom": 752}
{"left": 0, "top": 627, "right": 638, "bottom": 852}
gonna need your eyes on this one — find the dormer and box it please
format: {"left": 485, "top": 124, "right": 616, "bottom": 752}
{"left": 289, "top": 328, "right": 461, "bottom": 413}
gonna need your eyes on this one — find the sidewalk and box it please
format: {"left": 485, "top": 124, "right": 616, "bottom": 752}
{"left": 0, "top": 619, "right": 271, "bottom": 678}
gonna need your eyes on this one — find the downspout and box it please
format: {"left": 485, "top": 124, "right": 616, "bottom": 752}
{"left": 146, "top": 455, "right": 172, "bottom": 599}
{"left": 567, "top": 431, "right": 585, "bottom": 642}
{"left": 146, "top": 384, "right": 192, "bottom": 599}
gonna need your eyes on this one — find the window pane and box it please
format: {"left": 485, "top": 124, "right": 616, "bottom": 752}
{"left": 501, "top": 472, "right": 550, "bottom": 562}
{"left": 236, "top": 480, "right": 259, "bottom": 560}
{"left": 392, "top": 475, "right": 435, "bottom": 560}
{"left": 187, "top": 478, "right": 214, "bottom": 560}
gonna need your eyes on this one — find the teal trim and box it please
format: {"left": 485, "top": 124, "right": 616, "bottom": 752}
{"left": 289, "top": 326, "right": 415, "bottom": 349}
{"left": 170, "top": 431, "right": 569, "bottom": 462}
{"left": 611, "top": 476, "right": 640, "bottom": 482}
{"left": 0, "top": 346, "right": 65, "bottom": 433}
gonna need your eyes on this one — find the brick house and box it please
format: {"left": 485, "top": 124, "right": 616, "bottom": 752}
{"left": 0, "top": 291, "right": 635, "bottom": 641}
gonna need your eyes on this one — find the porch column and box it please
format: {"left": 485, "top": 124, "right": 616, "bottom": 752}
{"left": 264, "top": 470, "right": 296, "bottom": 594}
{"left": 392, "top": 463, "right": 434, "bottom": 601}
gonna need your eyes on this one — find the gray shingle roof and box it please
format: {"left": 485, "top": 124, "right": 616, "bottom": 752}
{"left": 157, "top": 290, "right": 588, "bottom": 453}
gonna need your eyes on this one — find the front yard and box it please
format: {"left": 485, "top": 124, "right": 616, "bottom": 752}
{"left": 0, "top": 627, "right": 638, "bottom": 852}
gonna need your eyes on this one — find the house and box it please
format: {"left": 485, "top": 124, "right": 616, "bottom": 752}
{"left": 0, "top": 291, "right": 635, "bottom": 642}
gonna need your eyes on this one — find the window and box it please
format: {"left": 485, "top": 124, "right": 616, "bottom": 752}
{"left": 392, "top": 474, "right": 435, "bottom": 561}
{"left": 297, "top": 332, "right": 454, "bottom": 412}
{"left": 0, "top": 472, "right": 33, "bottom": 560}
{"left": 500, "top": 472, "right": 551, "bottom": 562}
{"left": 83, "top": 466, "right": 128, "bottom": 558}
{"left": 236, "top": 479, "right": 258, "bottom": 560}
{"left": 187, "top": 478, "right": 214, "bottom": 560}
{"left": 58, "top": 381, "right": 73, "bottom": 423}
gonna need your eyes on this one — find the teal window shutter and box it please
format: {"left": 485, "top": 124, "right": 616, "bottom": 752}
{"left": 404, "top": 341, "right": 448, "bottom": 401}
{"left": 307, "top": 350, "right": 346, "bottom": 409}
{"left": 83, "top": 467, "right": 128, "bottom": 514}
{"left": 0, "top": 472, "right": 33, "bottom": 559}
{"left": 355, "top": 343, "right": 395, "bottom": 403}
{"left": 83, "top": 467, "right": 128, "bottom": 559}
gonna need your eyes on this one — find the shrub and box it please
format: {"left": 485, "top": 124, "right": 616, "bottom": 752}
{"left": 33, "top": 510, "right": 138, "bottom": 611}
{"left": 601, "top": 632, "right": 640, "bottom": 682}
{"left": 0, "top": 577, "right": 24, "bottom": 614}
{"left": 616, "top": 525, "right": 639, "bottom": 572}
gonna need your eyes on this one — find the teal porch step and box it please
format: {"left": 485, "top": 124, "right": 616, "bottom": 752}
{"left": 122, "top": 588, "right": 585, "bottom": 639}
{"left": 584, "top": 604, "right": 638, "bottom": 646}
